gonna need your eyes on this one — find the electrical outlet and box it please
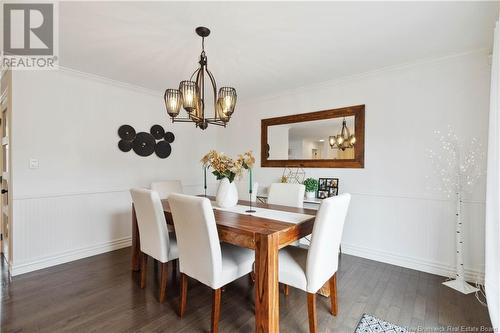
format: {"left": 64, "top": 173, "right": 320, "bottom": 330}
{"left": 29, "top": 158, "right": 39, "bottom": 169}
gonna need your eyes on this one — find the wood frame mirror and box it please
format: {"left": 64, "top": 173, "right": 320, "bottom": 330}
{"left": 261, "top": 105, "right": 365, "bottom": 168}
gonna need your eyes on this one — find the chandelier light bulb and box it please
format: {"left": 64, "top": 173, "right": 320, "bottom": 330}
{"left": 224, "top": 96, "right": 232, "bottom": 108}
{"left": 179, "top": 80, "right": 198, "bottom": 113}
{"left": 185, "top": 93, "right": 193, "bottom": 104}
{"left": 217, "top": 99, "right": 230, "bottom": 122}
{"left": 328, "top": 136, "right": 335, "bottom": 148}
{"left": 218, "top": 87, "right": 237, "bottom": 116}
{"left": 164, "top": 89, "right": 182, "bottom": 117}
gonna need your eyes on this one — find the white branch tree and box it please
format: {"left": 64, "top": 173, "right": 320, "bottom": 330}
{"left": 428, "top": 127, "right": 485, "bottom": 294}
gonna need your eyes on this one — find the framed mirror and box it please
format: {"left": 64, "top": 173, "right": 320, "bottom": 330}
{"left": 261, "top": 105, "right": 365, "bottom": 168}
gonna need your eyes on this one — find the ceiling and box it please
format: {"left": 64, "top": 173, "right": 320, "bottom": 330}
{"left": 59, "top": 1, "right": 499, "bottom": 101}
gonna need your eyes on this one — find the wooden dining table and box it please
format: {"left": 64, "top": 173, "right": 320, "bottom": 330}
{"left": 131, "top": 196, "right": 317, "bottom": 333}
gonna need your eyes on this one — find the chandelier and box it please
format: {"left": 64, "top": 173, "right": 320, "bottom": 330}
{"left": 329, "top": 118, "right": 356, "bottom": 151}
{"left": 163, "top": 27, "right": 237, "bottom": 130}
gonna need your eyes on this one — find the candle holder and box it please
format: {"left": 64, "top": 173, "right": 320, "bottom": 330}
{"left": 204, "top": 166, "right": 208, "bottom": 197}
{"left": 246, "top": 167, "right": 256, "bottom": 213}
{"left": 246, "top": 189, "right": 256, "bottom": 213}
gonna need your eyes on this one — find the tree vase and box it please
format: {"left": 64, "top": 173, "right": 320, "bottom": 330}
{"left": 216, "top": 178, "right": 238, "bottom": 208}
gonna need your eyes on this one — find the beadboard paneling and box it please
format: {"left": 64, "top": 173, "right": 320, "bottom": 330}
{"left": 12, "top": 189, "right": 485, "bottom": 282}
{"left": 342, "top": 193, "right": 485, "bottom": 283}
{"left": 11, "top": 183, "right": 217, "bottom": 276}
{"left": 12, "top": 191, "right": 131, "bottom": 275}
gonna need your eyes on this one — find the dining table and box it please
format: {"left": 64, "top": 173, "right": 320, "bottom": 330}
{"left": 131, "top": 195, "right": 318, "bottom": 333}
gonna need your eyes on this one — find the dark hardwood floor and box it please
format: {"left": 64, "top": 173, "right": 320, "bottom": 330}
{"left": 1, "top": 248, "right": 491, "bottom": 332}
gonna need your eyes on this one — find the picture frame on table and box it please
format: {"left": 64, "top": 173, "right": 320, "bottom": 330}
{"left": 317, "top": 190, "right": 329, "bottom": 199}
{"left": 317, "top": 177, "right": 339, "bottom": 198}
{"left": 329, "top": 187, "right": 338, "bottom": 197}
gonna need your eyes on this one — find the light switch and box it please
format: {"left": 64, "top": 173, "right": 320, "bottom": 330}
{"left": 29, "top": 158, "right": 39, "bottom": 169}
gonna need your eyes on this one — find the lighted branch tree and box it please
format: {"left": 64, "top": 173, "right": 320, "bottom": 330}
{"left": 428, "top": 128, "right": 484, "bottom": 294}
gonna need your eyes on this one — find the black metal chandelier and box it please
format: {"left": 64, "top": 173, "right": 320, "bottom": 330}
{"left": 329, "top": 118, "right": 356, "bottom": 151}
{"left": 163, "top": 27, "right": 237, "bottom": 130}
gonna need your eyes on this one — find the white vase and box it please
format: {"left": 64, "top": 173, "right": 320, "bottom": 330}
{"left": 305, "top": 191, "right": 316, "bottom": 199}
{"left": 216, "top": 178, "right": 238, "bottom": 208}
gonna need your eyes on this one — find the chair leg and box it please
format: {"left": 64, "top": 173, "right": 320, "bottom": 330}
{"left": 159, "top": 262, "right": 169, "bottom": 303}
{"left": 307, "top": 293, "right": 318, "bottom": 333}
{"left": 307, "top": 293, "right": 317, "bottom": 333}
{"left": 179, "top": 273, "right": 188, "bottom": 318}
{"left": 329, "top": 272, "right": 338, "bottom": 316}
{"left": 211, "top": 288, "right": 222, "bottom": 333}
{"left": 140, "top": 252, "right": 148, "bottom": 289}
{"left": 283, "top": 284, "right": 289, "bottom": 296}
{"left": 154, "top": 259, "right": 158, "bottom": 278}
{"left": 248, "top": 272, "right": 255, "bottom": 286}
{"left": 172, "top": 259, "right": 178, "bottom": 284}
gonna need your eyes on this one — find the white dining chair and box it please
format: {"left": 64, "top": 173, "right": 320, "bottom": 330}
{"left": 168, "top": 193, "right": 254, "bottom": 333}
{"left": 130, "top": 188, "right": 179, "bottom": 303}
{"left": 236, "top": 180, "right": 259, "bottom": 202}
{"left": 151, "top": 180, "right": 183, "bottom": 199}
{"left": 279, "top": 194, "right": 351, "bottom": 333}
{"left": 267, "top": 183, "right": 305, "bottom": 208}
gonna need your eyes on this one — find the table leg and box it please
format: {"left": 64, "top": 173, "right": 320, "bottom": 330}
{"left": 254, "top": 233, "right": 279, "bottom": 333}
{"left": 131, "top": 205, "right": 140, "bottom": 271}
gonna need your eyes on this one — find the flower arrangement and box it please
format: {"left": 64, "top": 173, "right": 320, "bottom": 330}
{"left": 201, "top": 150, "right": 255, "bottom": 183}
{"left": 303, "top": 178, "right": 318, "bottom": 193}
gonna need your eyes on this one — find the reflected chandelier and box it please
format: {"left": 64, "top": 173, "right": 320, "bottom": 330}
{"left": 163, "top": 27, "right": 237, "bottom": 130}
{"left": 329, "top": 118, "right": 356, "bottom": 151}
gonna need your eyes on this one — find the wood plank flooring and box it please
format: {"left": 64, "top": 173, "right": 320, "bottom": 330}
{"left": 1, "top": 248, "right": 491, "bottom": 332}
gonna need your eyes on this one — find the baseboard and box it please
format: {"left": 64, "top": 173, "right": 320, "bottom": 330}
{"left": 341, "top": 243, "right": 485, "bottom": 284}
{"left": 11, "top": 237, "right": 131, "bottom": 276}
{"left": 10, "top": 237, "right": 485, "bottom": 285}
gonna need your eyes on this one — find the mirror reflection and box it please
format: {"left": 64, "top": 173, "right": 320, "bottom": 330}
{"left": 267, "top": 116, "right": 356, "bottom": 160}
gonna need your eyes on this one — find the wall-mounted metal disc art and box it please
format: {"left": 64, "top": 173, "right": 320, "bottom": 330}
{"left": 118, "top": 124, "right": 175, "bottom": 159}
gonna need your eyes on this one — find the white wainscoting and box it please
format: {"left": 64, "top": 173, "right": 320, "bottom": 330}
{"left": 11, "top": 183, "right": 216, "bottom": 276}
{"left": 12, "top": 190, "right": 132, "bottom": 276}
{"left": 340, "top": 192, "right": 485, "bottom": 283}
{"left": 12, "top": 187, "right": 485, "bottom": 282}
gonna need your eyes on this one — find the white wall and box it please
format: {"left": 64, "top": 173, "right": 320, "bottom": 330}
{"left": 10, "top": 69, "right": 220, "bottom": 275}
{"left": 217, "top": 50, "right": 491, "bottom": 281}
{"left": 289, "top": 139, "right": 302, "bottom": 159}
{"left": 302, "top": 139, "right": 321, "bottom": 159}
{"left": 267, "top": 125, "right": 289, "bottom": 159}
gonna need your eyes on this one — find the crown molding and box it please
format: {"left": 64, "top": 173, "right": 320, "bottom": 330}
{"left": 57, "top": 65, "right": 163, "bottom": 98}
{"left": 238, "top": 48, "right": 491, "bottom": 107}
{"left": 56, "top": 47, "right": 489, "bottom": 105}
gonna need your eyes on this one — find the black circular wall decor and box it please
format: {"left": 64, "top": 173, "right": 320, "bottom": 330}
{"left": 155, "top": 140, "right": 172, "bottom": 158}
{"left": 118, "top": 139, "right": 133, "bottom": 152}
{"left": 118, "top": 125, "right": 136, "bottom": 141}
{"left": 117, "top": 124, "right": 174, "bottom": 159}
{"left": 150, "top": 124, "right": 165, "bottom": 140}
{"left": 132, "top": 132, "right": 156, "bottom": 157}
{"left": 164, "top": 131, "right": 175, "bottom": 143}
